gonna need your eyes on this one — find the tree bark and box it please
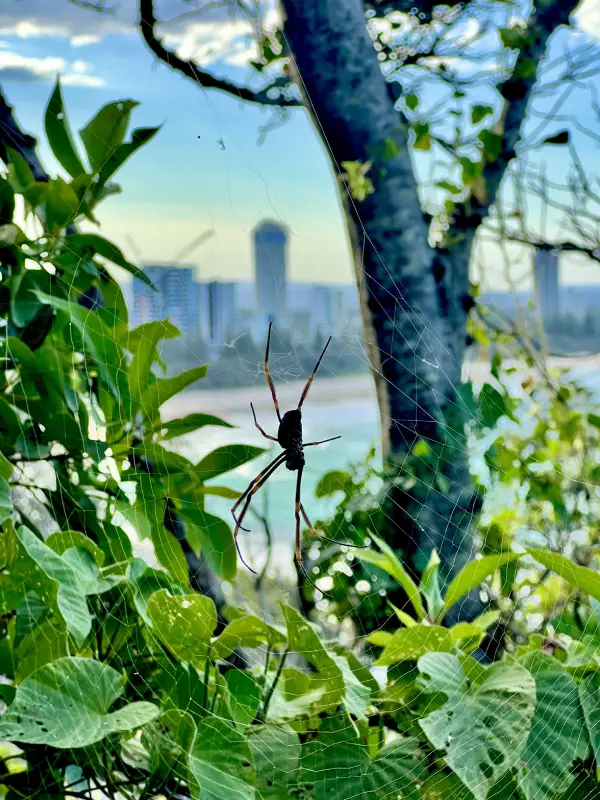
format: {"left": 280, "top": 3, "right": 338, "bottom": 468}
{"left": 280, "top": 0, "right": 480, "bottom": 618}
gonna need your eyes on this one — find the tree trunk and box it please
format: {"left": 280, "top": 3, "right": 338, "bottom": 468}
{"left": 281, "top": 0, "right": 481, "bottom": 618}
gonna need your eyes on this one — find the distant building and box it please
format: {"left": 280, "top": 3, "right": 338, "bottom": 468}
{"left": 131, "top": 265, "right": 197, "bottom": 334}
{"left": 197, "top": 281, "right": 236, "bottom": 345}
{"left": 533, "top": 249, "right": 559, "bottom": 323}
{"left": 253, "top": 221, "right": 288, "bottom": 328}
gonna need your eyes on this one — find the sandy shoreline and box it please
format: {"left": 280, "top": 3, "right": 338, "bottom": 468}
{"left": 162, "top": 355, "right": 600, "bottom": 419}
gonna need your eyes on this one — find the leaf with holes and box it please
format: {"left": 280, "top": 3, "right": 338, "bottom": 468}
{"left": 0, "top": 657, "right": 159, "bottom": 748}
{"left": 517, "top": 653, "right": 589, "bottom": 800}
{"left": 418, "top": 653, "right": 535, "bottom": 800}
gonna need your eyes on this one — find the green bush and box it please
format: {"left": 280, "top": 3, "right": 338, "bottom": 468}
{"left": 0, "top": 81, "right": 598, "bottom": 800}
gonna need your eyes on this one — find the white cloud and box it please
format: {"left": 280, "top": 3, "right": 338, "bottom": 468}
{"left": 71, "top": 34, "right": 101, "bottom": 48}
{"left": 0, "top": 49, "right": 104, "bottom": 86}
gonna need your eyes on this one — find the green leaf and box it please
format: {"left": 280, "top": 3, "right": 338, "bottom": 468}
{"left": 195, "top": 444, "right": 266, "bottom": 483}
{"left": 79, "top": 99, "right": 139, "bottom": 173}
{"left": 128, "top": 319, "right": 180, "bottom": 401}
{"left": 248, "top": 725, "right": 301, "bottom": 799}
{"left": 405, "top": 93, "right": 419, "bottom": 111}
{"left": 420, "top": 549, "right": 444, "bottom": 620}
{"left": 499, "top": 27, "right": 525, "bottom": 49}
{"left": 158, "top": 414, "right": 234, "bottom": 440}
{"left": 16, "top": 526, "right": 91, "bottom": 647}
{"left": 187, "top": 717, "right": 256, "bottom": 800}
{"left": 305, "top": 714, "right": 426, "bottom": 800}
{"left": 45, "top": 530, "right": 105, "bottom": 565}
{"left": 526, "top": 547, "right": 600, "bottom": 602}
{"left": 0, "top": 657, "right": 158, "bottom": 748}
{"left": 375, "top": 624, "right": 453, "bottom": 666}
{"left": 95, "top": 124, "right": 161, "bottom": 192}
{"left": 441, "top": 552, "right": 519, "bottom": 620}
{"left": 478, "top": 382, "right": 515, "bottom": 427}
{"left": 151, "top": 524, "right": 189, "bottom": 585}
{"left": 542, "top": 130, "right": 569, "bottom": 146}
{"left": 281, "top": 603, "right": 344, "bottom": 709}
{"left": 478, "top": 130, "right": 503, "bottom": 163}
{"left": 226, "top": 671, "right": 261, "bottom": 729}
{"left": 212, "top": 615, "right": 284, "bottom": 661}
{"left": 517, "top": 653, "right": 589, "bottom": 800}
{"left": 14, "top": 615, "right": 69, "bottom": 681}
{"left": 471, "top": 104, "right": 494, "bottom": 125}
{"left": 315, "top": 470, "right": 352, "bottom": 498}
{"left": 178, "top": 504, "right": 237, "bottom": 581}
{"left": 330, "top": 652, "right": 371, "bottom": 720}
{"left": 0, "top": 174, "right": 15, "bottom": 225}
{"left": 0, "top": 476, "right": 12, "bottom": 525}
{"left": 44, "top": 78, "right": 86, "bottom": 178}
{"left": 147, "top": 589, "right": 217, "bottom": 667}
{"left": 6, "top": 148, "right": 35, "bottom": 193}
{"left": 35, "top": 292, "right": 129, "bottom": 406}
{"left": 412, "top": 122, "right": 431, "bottom": 151}
{"left": 418, "top": 653, "right": 535, "bottom": 800}
{"left": 579, "top": 672, "right": 600, "bottom": 765}
{"left": 65, "top": 233, "right": 152, "bottom": 287}
{"left": 436, "top": 179, "right": 462, "bottom": 194}
{"left": 356, "top": 533, "right": 426, "bottom": 620}
{"left": 139, "top": 365, "right": 208, "bottom": 422}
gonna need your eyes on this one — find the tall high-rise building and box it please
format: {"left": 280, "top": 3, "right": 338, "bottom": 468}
{"left": 533, "top": 249, "right": 559, "bottom": 323}
{"left": 131, "top": 265, "right": 197, "bottom": 334}
{"left": 253, "top": 220, "right": 288, "bottom": 327}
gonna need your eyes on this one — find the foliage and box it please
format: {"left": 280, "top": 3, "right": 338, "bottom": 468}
{"left": 0, "top": 82, "right": 599, "bottom": 800}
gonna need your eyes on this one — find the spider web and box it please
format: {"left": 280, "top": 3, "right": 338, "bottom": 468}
{"left": 2, "top": 2, "right": 600, "bottom": 799}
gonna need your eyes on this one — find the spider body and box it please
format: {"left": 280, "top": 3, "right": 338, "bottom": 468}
{"left": 231, "top": 323, "right": 365, "bottom": 582}
{"left": 278, "top": 409, "right": 304, "bottom": 470}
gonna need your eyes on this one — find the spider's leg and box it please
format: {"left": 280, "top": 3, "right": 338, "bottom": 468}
{"left": 264, "top": 322, "right": 282, "bottom": 422}
{"left": 294, "top": 465, "right": 333, "bottom": 599}
{"left": 300, "top": 504, "right": 368, "bottom": 549}
{"left": 297, "top": 335, "right": 332, "bottom": 409}
{"left": 231, "top": 452, "right": 286, "bottom": 532}
{"left": 303, "top": 435, "right": 341, "bottom": 447}
{"left": 233, "top": 456, "right": 285, "bottom": 573}
{"left": 251, "top": 402, "right": 278, "bottom": 442}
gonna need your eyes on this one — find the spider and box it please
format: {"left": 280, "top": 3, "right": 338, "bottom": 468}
{"left": 231, "top": 323, "right": 364, "bottom": 585}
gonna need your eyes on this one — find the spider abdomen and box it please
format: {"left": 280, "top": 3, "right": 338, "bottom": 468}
{"left": 278, "top": 410, "right": 304, "bottom": 470}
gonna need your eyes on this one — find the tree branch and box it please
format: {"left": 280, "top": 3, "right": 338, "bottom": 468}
{"left": 138, "top": 0, "right": 302, "bottom": 107}
{"left": 455, "top": 0, "right": 579, "bottom": 229}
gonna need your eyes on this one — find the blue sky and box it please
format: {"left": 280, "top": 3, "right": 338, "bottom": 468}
{"left": 1, "top": 0, "right": 600, "bottom": 290}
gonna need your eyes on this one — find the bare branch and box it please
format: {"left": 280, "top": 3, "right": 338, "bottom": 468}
{"left": 138, "top": 0, "right": 301, "bottom": 107}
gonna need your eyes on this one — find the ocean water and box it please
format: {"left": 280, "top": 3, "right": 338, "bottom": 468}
{"left": 162, "top": 357, "right": 600, "bottom": 573}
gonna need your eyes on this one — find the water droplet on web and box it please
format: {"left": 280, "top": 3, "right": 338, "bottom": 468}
{"left": 421, "top": 358, "right": 440, "bottom": 369}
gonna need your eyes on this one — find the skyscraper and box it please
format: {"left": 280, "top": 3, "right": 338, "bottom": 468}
{"left": 533, "top": 249, "right": 559, "bottom": 324}
{"left": 197, "top": 281, "right": 237, "bottom": 345}
{"left": 131, "top": 265, "right": 197, "bottom": 334}
{"left": 253, "top": 220, "right": 288, "bottom": 327}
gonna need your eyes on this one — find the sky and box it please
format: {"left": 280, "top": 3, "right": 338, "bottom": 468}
{"left": 1, "top": 0, "right": 600, "bottom": 291}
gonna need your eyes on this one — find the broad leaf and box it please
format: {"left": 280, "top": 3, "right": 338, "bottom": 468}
{"left": 356, "top": 533, "right": 426, "bottom": 620}
{"left": 187, "top": 717, "right": 256, "bottom": 800}
{"left": 248, "top": 725, "right": 301, "bottom": 799}
{"left": 418, "top": 653, "right": 535, "bottom": 800}
{"left": 195, "top": 444, "right": 266, "bottom": 482}
{"left": 158, "top": 413, "right": 234, "bottom": 440}
{"left": 79, "top": 99, "right": 138, "bottom": 173}
{"left": 147, "top": 589, "right": 217, "bottom": 667}
{"left": 17, "top": 526, "right": 91, "bottom": 647}
{"left": 65, "top": 232, "right": 152, "bottom": 287}
{"left": 0, "top": 657, "right": 159, "bottom": 747}
{"left": 151, "top": 523, "right": 190, "bottom": 585}
{"left": 44, "top": 79, "right": 86, "bottom": 178}
{"left": 375, "top": 624, "right": 453, "bottom": 666}
{"left": 178, "top": 504, "right": 237, "bottom": 581}
{"left": 579, "top": 672, "right": 600, "bottom": 765}
{"left": 281, "top": 603, "right": 344, "bottom": 708}
{"left": 304, "top": 714, "right": 426, "bottom": 800}
{"left": 0, "top": 476, "right": 12, "bottom": 525}
{"left": 227, "top": 671, "right": 261, "bottom": 729}
{"left": 212, "top": 615, "right": 284, "bottom": 661}
{"left": 517, "top": 653, "right": 589, "bottom": 800}
{"left": 441, "top": 552, "right": 519, "bottom": 620}
{"left": 139, "top": 366, "right": 208, "bottom": 422}
{"left": 526, "top": 547, "right": 600, "bottom": 603}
